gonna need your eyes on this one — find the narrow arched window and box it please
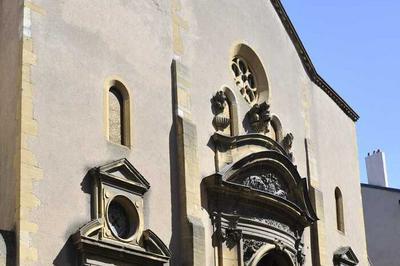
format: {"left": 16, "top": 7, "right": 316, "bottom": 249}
{"left": 335, "top": 187, "right": 345, "bottom": 233}
{"left": 106, "top": 80, "right": 131, "bottom": 147}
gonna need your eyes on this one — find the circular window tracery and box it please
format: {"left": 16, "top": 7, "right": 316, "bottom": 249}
{"left": 107, "top": 195, "right": 139, "bottom": 240}
{"left": 231, "top": 57, "right": 258, "bottom": 105}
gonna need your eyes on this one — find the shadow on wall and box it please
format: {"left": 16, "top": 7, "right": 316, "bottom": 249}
{"left": 53, "top": 236, "right": 79, "bottom": 266}
{"left": 0, "top": 230, "right": 16, "bottom": 266}
{"left": 168, "top": 59, "right": 181, "bottom": 265}
{"left": 53, "top": 171, "right": 92, "bottom": 266}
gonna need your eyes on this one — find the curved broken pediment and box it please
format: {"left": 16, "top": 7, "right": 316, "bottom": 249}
{"left": 333, "top": 246, "right": 359, "bottom": 266}
{"left": 203, "top": 150, "right": 317, "bottom": 227}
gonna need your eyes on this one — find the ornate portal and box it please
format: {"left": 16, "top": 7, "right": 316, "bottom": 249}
{"left": 204, "top": 128, "right": 317, "bottom": 266}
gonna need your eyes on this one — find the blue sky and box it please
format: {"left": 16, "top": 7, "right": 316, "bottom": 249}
{"left": 281, "top": 1, "right": 400, "bottom": 188}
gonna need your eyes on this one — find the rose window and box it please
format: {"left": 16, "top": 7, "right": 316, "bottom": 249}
{"left": 231, "top": 57, "right": 258, "bottom": 104}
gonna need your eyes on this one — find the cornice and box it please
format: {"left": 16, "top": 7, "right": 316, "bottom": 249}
{"left": 270, "top": 0, "right": 360, "bottom": 122}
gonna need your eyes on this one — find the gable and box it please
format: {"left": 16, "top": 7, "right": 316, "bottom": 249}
{"left": 270, "top": 0, "right": 359, "bottom": 121}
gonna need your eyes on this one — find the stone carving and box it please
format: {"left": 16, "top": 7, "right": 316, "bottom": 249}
{"left": 253, "top": 217, "right": 294, "bottom": 236}
{"left": 225, "top": 228, "right": 242, "bottom": 249}
{"left": 281, "top": 133, "right": 294, "bottom": 161}
{"left": 231, "top": 57, "right": 258, "bottom": 104}
{"left": 247, "top": 102, "right": 271, "bottom": 133}
{"left": 242, "top": 172, "right": 288, "bottom": 199}
{"left": 211, "top": 91, "right": 231, "bottom": 132}
{"left": 212, "top": 90, "right": 227, "bottom": 113}
{"left": 274, "top": 239, "right": 285, "bottom": 251}
{"left": 243, "top": 239, "right": 265, "bottom": 262}
{"left": 295, "top": 236, "right": 306, "bottom": 265}
{"left": 211, "top": 213, "right": 242, "bottom": 249}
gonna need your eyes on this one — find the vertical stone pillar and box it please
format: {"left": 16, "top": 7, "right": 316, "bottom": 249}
{"left": 305, "top": 138, "right": 327, "bottom": 266}
{"left": 171, "top": 1, "right": 205, "bottom": 262}
{"left": 17, "top": 1, "right": 45, "bottom": 264}
{"left": 171, "top": 59, "right": 206, "bottom": 265}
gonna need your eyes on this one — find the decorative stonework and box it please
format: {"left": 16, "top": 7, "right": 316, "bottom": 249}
{"left": 231, "top": 57, "right": 258, "bottom": 104}
{"left": 211, "top": 213, "right": 242, "bottom": 249}
{"left": 281, "top": 133, "right": 294, "bottom": 161}
{"left": 211, "top": 91, "right": 231, "bottom": 132}
{"left": 247, "top": 102, "right": 271, "bottom": 133}
{"left": 212, "top": 90, "right": 227, "bottom": 112}
{"left": 253, "top": 218, "right": 294, "bottom": 236}
{"left": 73, "top": 159, "right": 170, "bottom": 265}
{"left": 243, "top": 239, "right": 265, "bottom": 262}
{"left": 242, "top": 172, "right": 288, "bottom": 199}
{"left": 333, "top": 246, "right": 359, "bottom": 266}
{"left": 295, "top": 235, "right": 306, "bottom": 265}
{"left": 273, "top": 239, "right": 285, "bottom": 251}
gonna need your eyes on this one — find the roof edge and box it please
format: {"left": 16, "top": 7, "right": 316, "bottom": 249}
{"left": 361, "top": 183, "right": 400, "bottom": 193}
{"left": 270, "top": 0, "right": 360, "bottom": 122}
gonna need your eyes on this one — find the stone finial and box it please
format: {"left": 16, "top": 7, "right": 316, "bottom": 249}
{"left": 211, "top": 90, "right": 227, "bottom": 113}
{"left": 211, "top": 91, "right": 231, "bottom": 132}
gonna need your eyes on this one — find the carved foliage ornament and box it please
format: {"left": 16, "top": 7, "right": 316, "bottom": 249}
{"left": 243, "top": 239, "right": 265, "bottom": 262}
{"left": 242, "top": 171, "right": 288, "bottom": 199}
{"left": 231, "top": 57, "right": 258, "bottom": 104}
{"left": 247, "top": 101, "right": 271, "bottom": 133}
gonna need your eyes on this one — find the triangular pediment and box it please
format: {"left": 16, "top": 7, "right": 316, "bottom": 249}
{"left": 96, "top": 158, "right": 150, "bottom": 195}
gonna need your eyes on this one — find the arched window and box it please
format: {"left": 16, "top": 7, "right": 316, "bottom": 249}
{"left": 335, "top": 187, "right": 345, "bottom": 233}
{"left": 230, "top": 43, "right": 269, "bottom": 105}
{"left": 106, "top": 80, "right": 131, "bottom": 147}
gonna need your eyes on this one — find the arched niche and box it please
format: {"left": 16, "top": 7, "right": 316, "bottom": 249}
{"left": 267, "top": 114, "right": 283, "bottom": 142}
{"left": 211, "top": 87, "right": 239, "bottom": 136}
{"left": 222, "top": 87, "right": 239, "bottom": 136}
{"left": 335, "top": 187, "right": 345, "bottom": 233}
{"left": 230, "top": 43, "right": 270, "bottom": 105}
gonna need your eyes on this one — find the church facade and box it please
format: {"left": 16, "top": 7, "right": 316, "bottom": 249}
{"left": 0, "top": 0, "right": 369, "bottom": 265}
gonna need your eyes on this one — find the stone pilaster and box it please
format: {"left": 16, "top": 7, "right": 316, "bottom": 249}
{"left": 171, "top": 1, "right": 205, "bottom": 264}
{"left": 17, "top": 2, "right": 45, "bottom": 265}
{"left": 305, "top": 138, "right": 328, "bottom": 266}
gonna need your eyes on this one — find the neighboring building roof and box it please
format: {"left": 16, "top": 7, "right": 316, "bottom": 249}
{"left": 271, "top": 0, "right": 360, "bottom": 122}
{"left": 361, "top": 183, "right": 400, "bottom": 194}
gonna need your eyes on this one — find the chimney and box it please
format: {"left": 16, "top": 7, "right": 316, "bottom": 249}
{"left": 365, "top": 150, "right": 389, "bottom": 187}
